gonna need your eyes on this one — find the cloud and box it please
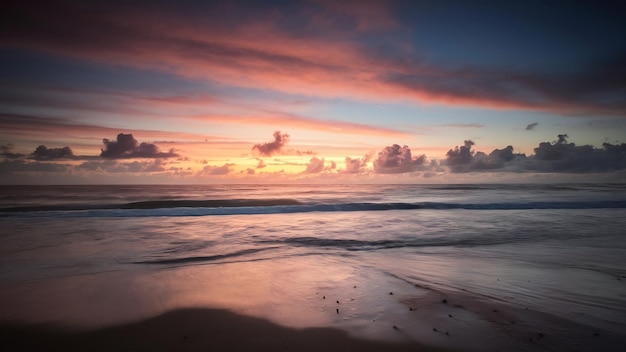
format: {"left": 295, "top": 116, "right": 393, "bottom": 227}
{"left": 30, "top": 145, "right": 74, "bottom": 160}
{"left": 200, "top": 163, "right": 234, "bottom": 175}
{"left": 76, "top": 159, "right": 168, "bottom": 173}
{"left": 373, "top": 144, "right": 426, "bottom": 174}
{"left": 246, "top": 168, "right": 255, "bottom": 175}
{"left": 100, "top": 133, "right": 179, "bottom": 159}
{"left": 256, "top": 159, "right": 266, "bottom": 169}
{"left": 527, "top": 135, "right": 626, "bottom": 172}
{"left": 1, "top": 143, "right": 23, "bottom": 159}
{"left": 384, "top": 57, "right": 626, "bottom": 115}
{"left": 445, "top": 140, "right": 475, "bottom": 167}
{"left": 4, "top": 1, "right": 623, "bottom": 115}
{"left": 303, "top": 157, "right": 325, "bottom": 174}
{"left": 525, "top": 122, "right": 539, "bottom": 130}
{"left": 0, "top": 112, "right": 224, "bottom": 143}
{"left": 252, "top": 131, "right": 289, "bottom": 157}
{"left": 0, "top": 159, "right": 69, "bottom": 174}
{"left": 445, "top": 140, "right": 528, "bottom": 173}
{"left": 444, "top": 135, "right": 626, "bottom": 173}
{"left": 145, "top": 159, "right": 167, "bottom": 172}
{"left": 344, "top": 153, "right": 371, "bottom": 174}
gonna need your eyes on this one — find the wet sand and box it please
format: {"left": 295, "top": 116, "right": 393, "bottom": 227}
{"left": 1, "top": 257, "right": 624, "bottom": 351}
{"left": 2, "top": 280, "right": 624, "bottom": 352}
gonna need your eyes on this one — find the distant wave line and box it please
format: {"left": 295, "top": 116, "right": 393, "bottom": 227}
{"left": 2, "top": 199, "right": 625, "bottom": 218}
{"left": 260, "top": 236, "right": 515, "bottom": 251}
{"left": 0, "top": 198, "right": 302, "bottom": 212}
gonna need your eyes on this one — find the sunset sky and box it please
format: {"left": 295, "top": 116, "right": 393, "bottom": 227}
{"left": 1, "top": 0, "right": 625, "bottom": 184}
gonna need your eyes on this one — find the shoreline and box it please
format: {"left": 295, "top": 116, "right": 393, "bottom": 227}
{"left": 1, "top": 256, "right": 625, "bottom": 352}
{"left": 2, "top": 283, "right": 624, "bottom": 352}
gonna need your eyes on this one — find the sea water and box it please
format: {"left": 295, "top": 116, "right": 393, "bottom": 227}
{"left": 1, "top": 184, "right": 625, "bottom": 348}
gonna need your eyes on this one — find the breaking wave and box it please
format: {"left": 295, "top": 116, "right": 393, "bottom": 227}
{"left": 2, "top": 199, "right": 625, "bottom": 218}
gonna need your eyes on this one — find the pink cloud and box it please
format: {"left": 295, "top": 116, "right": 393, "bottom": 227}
{"left": 189, "top": 112, "right": 409, "bottom": 138}
{"left": 199, "top": 163, "right": 235, "bottom": 176}
{"left": 0, "top": 112, "right": 226, "bottom": 143}
{"left": 2, "top": 2, "right": 622, "bottom": 116}
{"left": 303, "top": 157, "right": 325, "bottom": 174}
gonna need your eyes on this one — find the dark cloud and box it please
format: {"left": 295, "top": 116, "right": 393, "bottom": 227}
{"left": 445, "top": 140, "right": 475, "bottom": 166}
{"left": 100, "top": 133, "right": 178, "bottom": 159}
{"left": 445, "top": 140, "right": 527, "bottom": 173}
{"left": 384, "top": 50, "right": 626, "bottom": 116}
{"left": 534, "top": 134, "right": 570, "bottom": 161}
{"left": 30, "top": 145, "right": 74, "bottom": 160}
{"left": 2, "top": 2, "right": 625, "bottom": 116}
{"left": 445, "top": 135, "right": 626, "bottom": 173}
{"left": 488, "top": 146, "right": 515, "bottom": 163}
{"left": 101, "top": 134, "right": 139, "bottom": 158}
{"left": 1, "top": 143, "right": 24, "bottom": 159}
{"left": 252, "top": 131, "right": 289, "bottom": 157}
{"left": 528, "top": 135, "right": 626, "bottom": 172}
{"left": 525, "top": 122, "right": 538, "bottom": 130}
{"left": 256, "top": 159, "right": 266, "bottom": 169}
{"left": 373, "top": 144, "right": 426, "bottom": 174}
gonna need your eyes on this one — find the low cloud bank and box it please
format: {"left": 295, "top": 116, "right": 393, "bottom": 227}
{"left": 101, "top": 133, "right": 178, "bottom": 159}
{"left": 445, "top": 135, "right": 626, "bottom": 173}
{"left": 373, "top": 144, "right": 426, "bottom": 174}
{"left": 31, "top": 145, "right": 74, "bottom": 160}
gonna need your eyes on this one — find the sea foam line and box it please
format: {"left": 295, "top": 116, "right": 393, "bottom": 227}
{"left": 2, "top": 200, "right": 625, "bottom": 218}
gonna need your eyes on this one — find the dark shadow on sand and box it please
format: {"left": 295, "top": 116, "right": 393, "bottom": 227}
{"left": 0, "top": 308, "right": 446, "bottom": 352}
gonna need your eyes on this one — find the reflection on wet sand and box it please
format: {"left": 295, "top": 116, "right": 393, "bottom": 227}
{"left": 2, "top": 255, "right": 625, "bottom": 351}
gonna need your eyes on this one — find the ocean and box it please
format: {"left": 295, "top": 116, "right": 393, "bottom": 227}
{"left": 1, "top": 184, "right": 625, "bottom": 351}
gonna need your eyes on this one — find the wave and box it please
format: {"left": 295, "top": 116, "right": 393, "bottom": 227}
{"left": 0, "top": 198, "right": 302, "bottom": 212}
{"left": 133, "top": 247, "right": 277, "bottom": 265}
{"left": 260, "top": 236, "right": 516, "bottom": 251}
{"left": 2, "top": 199, "right": 625, "bottom": 217}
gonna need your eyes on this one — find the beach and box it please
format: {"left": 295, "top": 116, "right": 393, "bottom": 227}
{"left": 0, "top": 257, "right": 450, "bottom": 351}
{"left": 2, "top": 256, "right": 625, "bottom": 352}
{"left": 1, "top": 184, "right": 625, "bottom": 351}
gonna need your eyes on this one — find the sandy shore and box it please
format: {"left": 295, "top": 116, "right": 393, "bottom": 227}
{"left": 1, "top": 259, "right": 625, "bottom": 352}
{"left": 2, "top": 289, "right": 624, "bottom": 352}
{"left": 0, "top": 308, "right": 448, "bottom": 352}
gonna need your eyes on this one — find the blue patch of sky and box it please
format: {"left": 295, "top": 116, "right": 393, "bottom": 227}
{"left": 303, "top": 97, "right": 554, "bottom": 130}
{"left": 394, "top": 1, "right": 626, "bottom": 73}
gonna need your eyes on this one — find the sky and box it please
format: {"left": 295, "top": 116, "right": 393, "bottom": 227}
{"left": 1, "top": 0, "right": 625, "bottom": 184}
